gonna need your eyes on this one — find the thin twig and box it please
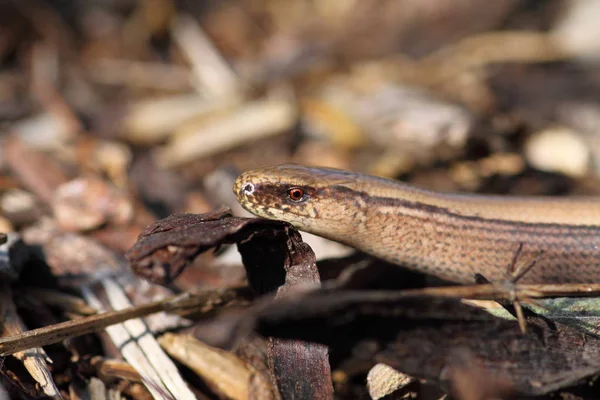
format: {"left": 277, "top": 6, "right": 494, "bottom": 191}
{"left": 1, "top": 281, "right": 600, "bottom": 357}
{"left": 0, "top": 288, "right": 249, "bottom": 357}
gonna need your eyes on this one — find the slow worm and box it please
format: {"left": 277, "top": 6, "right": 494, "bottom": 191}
{"left": 234, "top": 164, "right": 600, "bottom": 284}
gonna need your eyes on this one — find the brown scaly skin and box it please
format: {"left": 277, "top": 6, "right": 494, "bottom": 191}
{"left": 234, "top": 164, "right": 600, "bottom": 284}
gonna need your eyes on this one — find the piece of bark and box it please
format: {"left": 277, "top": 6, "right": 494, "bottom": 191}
{"left": 128, "top": 209, "right": 334, "bottom": 398}
{"left": 257, "top": 228, "right": 333, "bottom": 400}
{"left": 233, "top": 335, "right": 278, "bottom": 400}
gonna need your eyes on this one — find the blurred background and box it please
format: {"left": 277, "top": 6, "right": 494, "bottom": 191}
{"left": 3, "top": 0, "right": 600, "bottom": 233}
{"left": 2, "top": 0, "right": 600, "bottom": 398}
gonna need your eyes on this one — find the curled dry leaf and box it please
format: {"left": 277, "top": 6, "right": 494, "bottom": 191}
{"left": 127, "top": 208, "right": 334, "bottom": 399}
{"left": 125, "top": 206, "right": 291, "bottom": 288}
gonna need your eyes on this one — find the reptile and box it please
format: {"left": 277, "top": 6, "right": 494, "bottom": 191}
{"left": 233, "top": 164, "right": 600, "bottom": 284}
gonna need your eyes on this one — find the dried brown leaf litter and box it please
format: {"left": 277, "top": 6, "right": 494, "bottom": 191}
{"left": 11, "top": 207, "right": 600, "bottom": 398}
{"left": 3, "top": 0, "right": 600, "bottom": 399}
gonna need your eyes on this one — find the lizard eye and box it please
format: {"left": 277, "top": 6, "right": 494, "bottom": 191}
{"left": 242, "top": 183, "right": 254, "bottom": 195}
{"left": 287, "top": 187, "right": 306, "bottom": 202}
